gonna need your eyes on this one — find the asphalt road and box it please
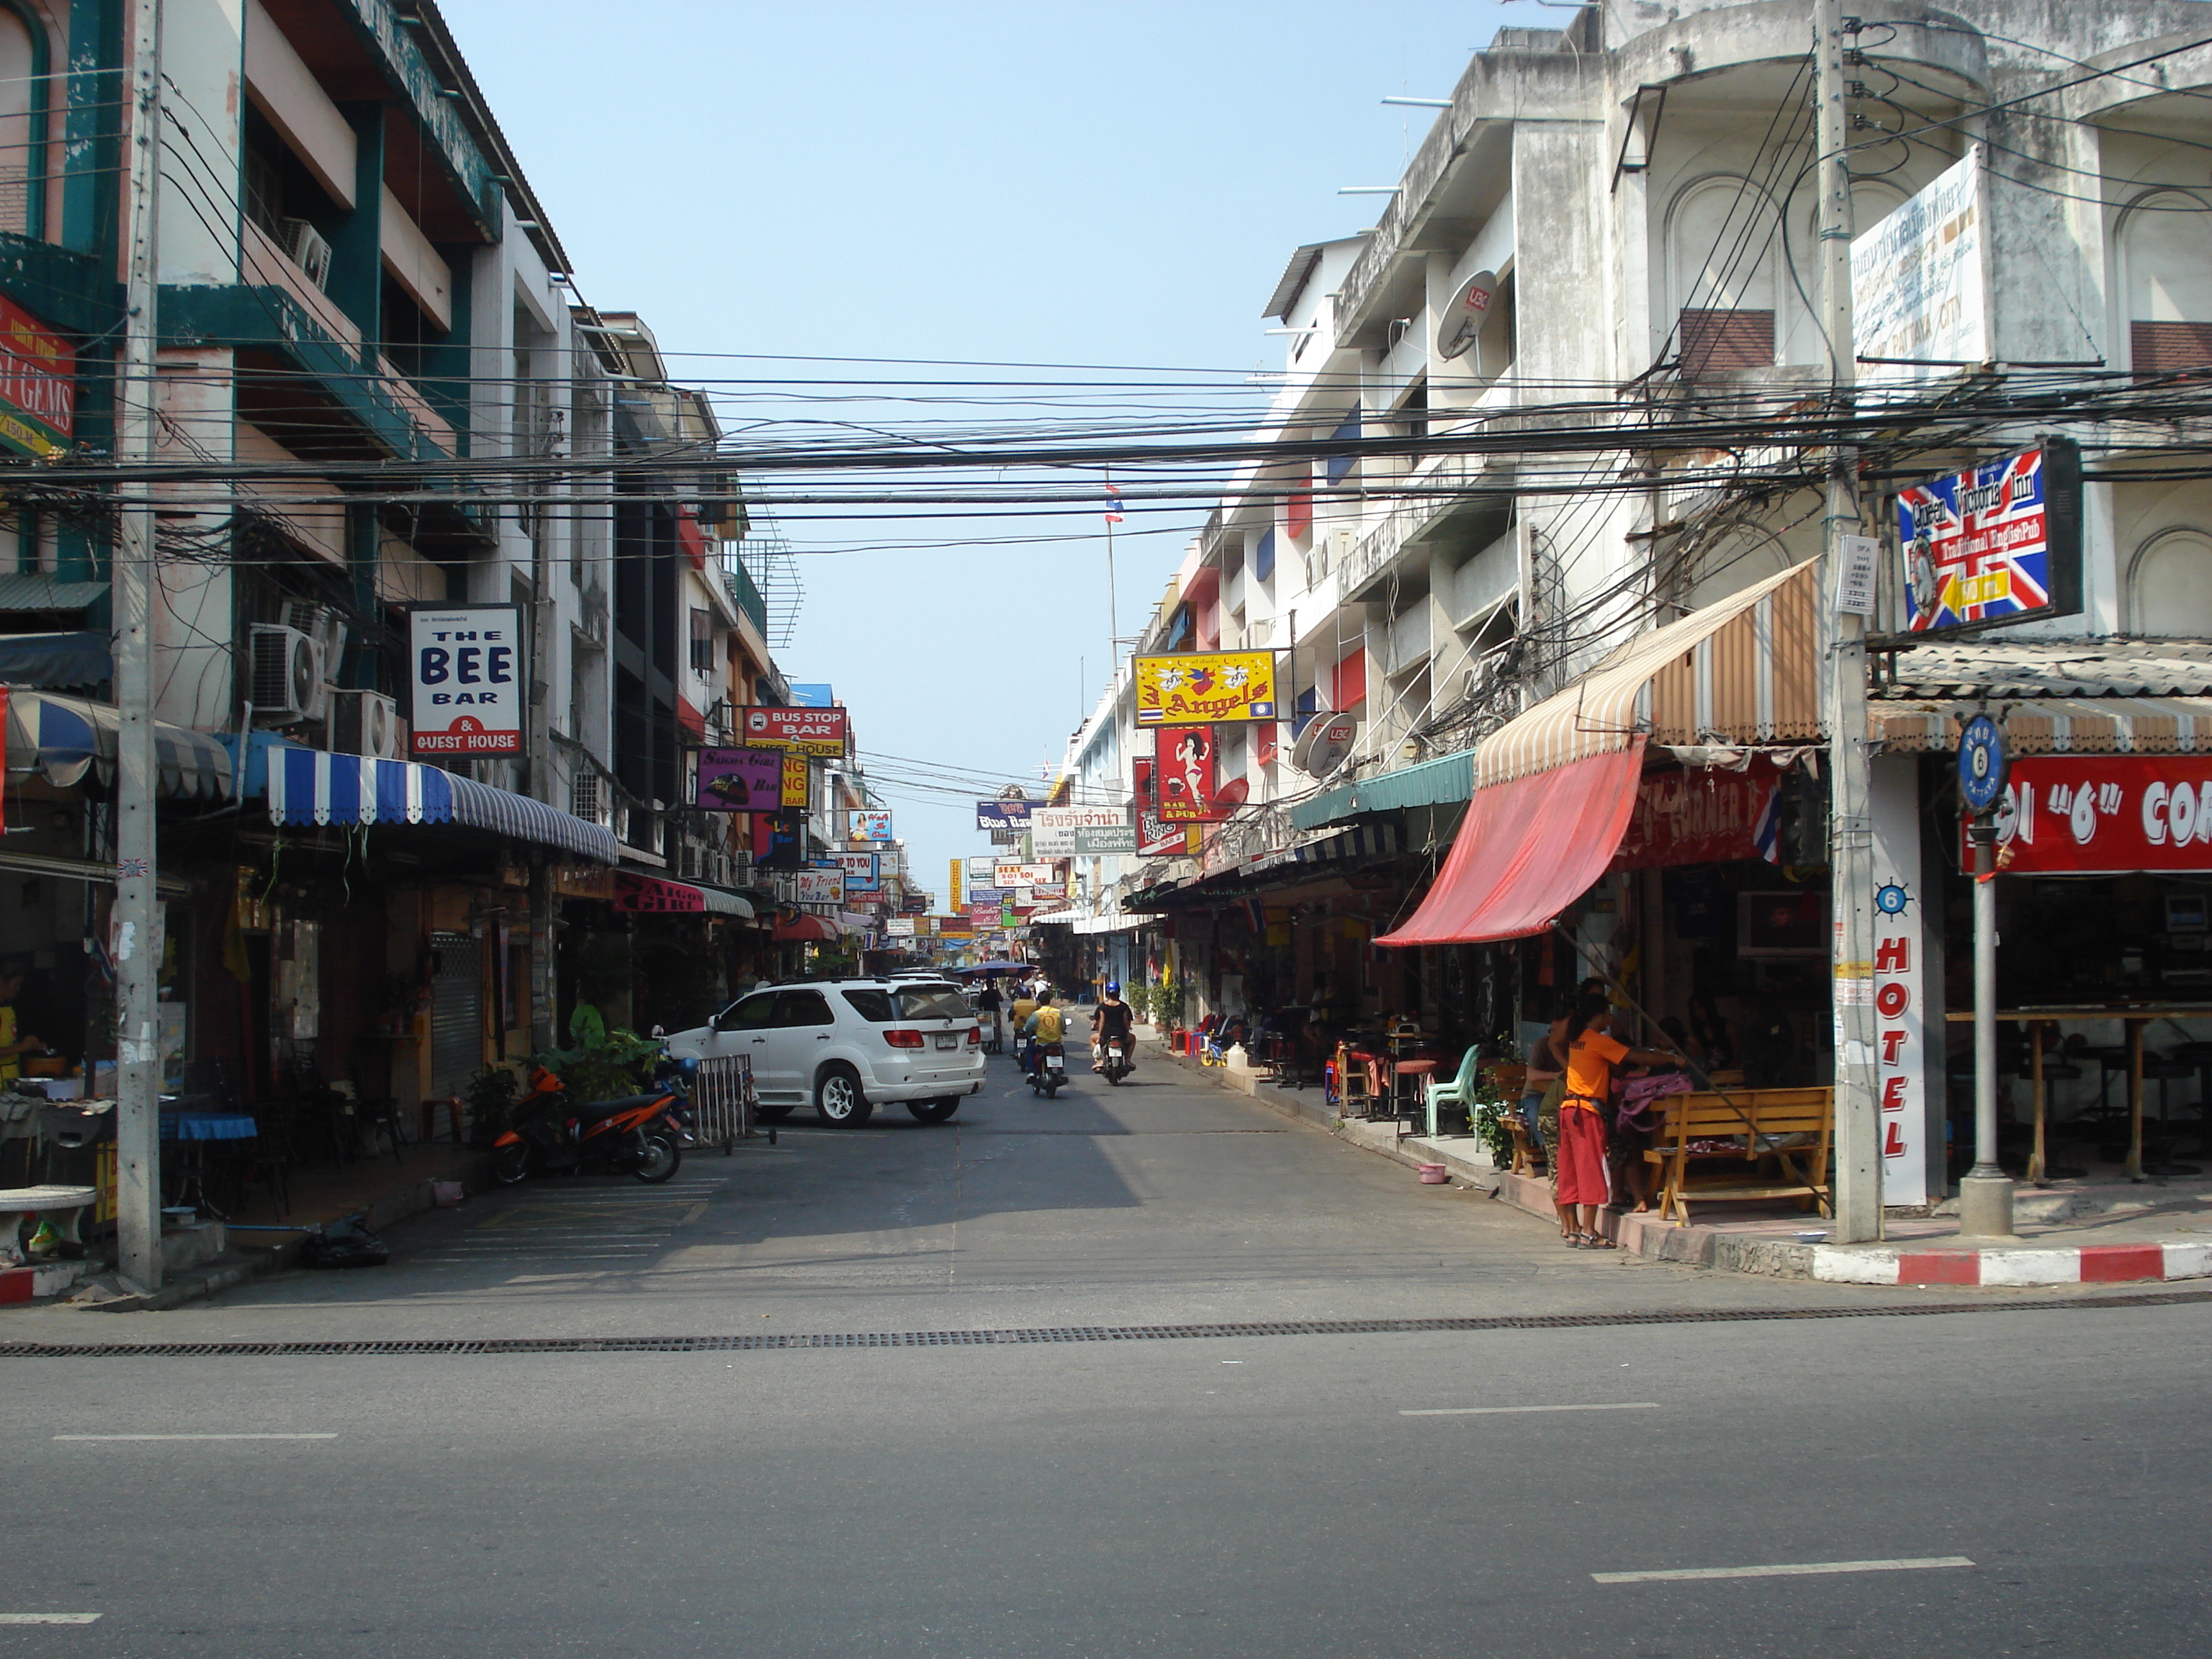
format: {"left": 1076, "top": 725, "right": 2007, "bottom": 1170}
{"left": 5, "top": 1024, "right": 2210, "bottom": 1655}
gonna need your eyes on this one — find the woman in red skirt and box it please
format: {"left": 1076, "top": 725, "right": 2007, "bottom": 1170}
{"left": 1557, "top": 994, "right": 1680, "bottom": 1249}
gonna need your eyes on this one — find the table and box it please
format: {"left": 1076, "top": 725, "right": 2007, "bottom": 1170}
{"left": 1943, "top": 1007, "right": 2212, "bottom": 1183}
{"left": 157, "top": 1112, "right": 258, "bottom": 1217}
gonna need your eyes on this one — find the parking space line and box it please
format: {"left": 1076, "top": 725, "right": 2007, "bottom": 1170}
{"left": 1592, "top": 1556, "right": 1974, "bottom": 1584}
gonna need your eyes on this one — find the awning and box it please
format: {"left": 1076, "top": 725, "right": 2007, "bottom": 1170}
{"left": 773, "top": 912, "right": 840, "bottom": 943}
{"left": 1290, "top": 747, "right": 1474, "bottom": 832}
{"left": 1377, "top": 742, "right": 1647, "bottom": 946}
{"left": 1246, "top": 821, "right": 1402, "bottom": 875}
{"left": 0, "top": 575, "right": 107, "bottom": 613}
{"left": 612, "top": 871, "right": 753, "bottom": 917}
{"left": 4, "top": 690, "right": 233, "bottom": 798}
{"left": 1074, "top": 913, "right": 1150, "bottom": 935}
{"left": 266, "top": 749, "right": 619, "bottom": 862}
{"left": 1027, "top": 907, "right": 1079, "bottom": 926}
{"left": 0, "top": 630, "right": 110, "bottom": 688}
{"left": 1477, "top": 558, "right": 1820, "bottom": 788}
{"left": 1872, "top": 696, "right": 2212, "bottom": 755}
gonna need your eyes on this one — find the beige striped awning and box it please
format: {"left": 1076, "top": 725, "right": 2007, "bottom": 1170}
{"left": 1871, "top": 697, "right": 2212, "bottom": 755}
{"left": 1476, "top": 558, "right": 1823, "bottom": 788}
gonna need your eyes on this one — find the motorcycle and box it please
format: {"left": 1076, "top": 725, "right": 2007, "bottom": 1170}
{"left": 492, "top": 1065, "right": 684, "bottom": 1184}
{"left": 1028, "top": 1041, "right": 1068, "bottom": 1098}
{"left": 1098, "top": 1035, "right": 1133, "bottom": 1087}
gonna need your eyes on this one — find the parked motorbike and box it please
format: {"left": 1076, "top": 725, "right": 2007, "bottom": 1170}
{"left": 1028, "top": 1042, "right": 1068, "bottom": 1098}
{"left": 492, "top": 1065, "right": 683, "bottom": 1184}
{"left": 1098, "top": 1035, "right": 1133, "bottom": 1087}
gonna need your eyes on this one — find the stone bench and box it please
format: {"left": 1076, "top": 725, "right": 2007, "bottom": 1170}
{"left": 0, "top": 1185, "right": 99, "bottom": 1261}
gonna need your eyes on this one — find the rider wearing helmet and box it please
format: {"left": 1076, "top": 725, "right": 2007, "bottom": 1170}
{"left": 1092, "top": 980, "right": 1133, "bottom": 1071}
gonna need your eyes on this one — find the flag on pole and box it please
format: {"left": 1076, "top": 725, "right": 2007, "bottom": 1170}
{"left": 1753, "top": 781, "right": 1782, "bottom": 864}
{"left": 1104, "top": 483, "right": 1123, "bottom": 524}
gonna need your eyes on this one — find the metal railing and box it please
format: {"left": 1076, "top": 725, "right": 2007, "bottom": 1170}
{"left": 690, "top": 1053, "right": 762, "bottom": 1151}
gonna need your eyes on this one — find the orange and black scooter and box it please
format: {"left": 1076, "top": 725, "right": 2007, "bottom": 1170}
{"left": 491, "top": 1064, "right": 683, "bottom": 1185}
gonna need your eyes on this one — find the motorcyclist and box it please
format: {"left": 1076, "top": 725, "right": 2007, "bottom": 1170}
{"left": 1092, "top": 981, "right": 1134, "bottom": 1072}
{"left": 1022, "top": 992, "right": 1065, "bottom": 1076}
{"left": 1010, "top": 985, "right": 1039, "bottom": 1067}
{"left": 974, "top": 977, "right": 1004, "bottom": 1050}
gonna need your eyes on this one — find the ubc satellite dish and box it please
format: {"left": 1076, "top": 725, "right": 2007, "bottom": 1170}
{"left": 1436, "top": 269, "right": 1497, "bottom": 361}
{"left": 1291, "top": 713, "right": 1359, "bottom": 780}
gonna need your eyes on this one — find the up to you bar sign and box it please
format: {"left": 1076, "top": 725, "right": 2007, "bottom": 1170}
{"left": 410, "top": 603, "right": 523, "bottom": 755}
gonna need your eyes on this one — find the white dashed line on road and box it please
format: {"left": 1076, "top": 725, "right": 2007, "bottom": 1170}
{"left": 0, "top": 1614, "right": 101, "bottom": 1624}
{"left": 1592, "top": 1556, "right": 1975, "bottom": 1584}
{"left": 1401, "top": 1402, "right": 1660, "bottom": 1416}
{"left": 54, "top": 1434, "right": 336, "bottom": 1442}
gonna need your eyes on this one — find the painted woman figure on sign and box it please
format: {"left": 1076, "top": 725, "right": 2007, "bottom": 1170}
{"left": 1174, "top": 728, "right": 1210, "bottom": 809}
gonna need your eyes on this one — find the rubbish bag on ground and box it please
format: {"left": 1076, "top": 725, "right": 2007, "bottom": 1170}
{"left": 299, "top": 1213, "right": 389, "bottom": 1269}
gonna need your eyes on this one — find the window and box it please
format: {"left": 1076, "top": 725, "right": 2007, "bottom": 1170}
{"left": 1254, "top": 529, "right": 1275, "bottom": 583}
{"left": 716, "top": 992, "right": 777, "bottom": 1031}
{"left": 773, "top": 990, "right": 835, "bottom": 1028}
{"left": 0, "top": 4, "right": 48, "bottom": 239}
{"left": 841, "top": 989, "right": 896, "bottom": 1022}
{"left": 1666, "top": 176, "right": 1779, "bottom": 377}
{"left": 2122, "top": 190, "right": 2212, "bottom": 377}
{"left": 689, "top": 607, "right": 714, "bottom": 675}
{"left": 2129, "top": 531, "right": 2212, "bottom": 637}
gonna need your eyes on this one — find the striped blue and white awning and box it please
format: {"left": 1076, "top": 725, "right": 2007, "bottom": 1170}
{"left": 3, "top": 690, "right": 233, "bottom": 799}
{"left": 1291, "top": 822, "right": 1400, "bottom": 866}
{"left": 267, "top": 749, "right": 619, "bottom": 863}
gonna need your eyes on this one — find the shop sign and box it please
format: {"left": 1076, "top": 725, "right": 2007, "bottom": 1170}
{"left": 696, "top": 747, "right": 783, "bottom": 811}
{"left": 994, "top": 861, "right": 1058, "bottom": 888}
{"left": 966, "top": 885, "right": 1007, "bottom": 904}
{"left": 754, "top": 809, "right": 804, "bottom": 871}
{"left": 1133, "top": 650, "right": 1279, "bottom": 724}
{"left": 965, "top": 855, "right": 1000, "bottom": 886}
{"left": 976, "top": 799, "right": 1031, "bottom": 829}
{"left": 409, "top": 603, "right": 523, "bottom": 755}
{"left": 853, "top": 810, "right": 893, "bottom": 842}
{"left": 1133, "top": 758, "right": 1184, "bottom": 855}
{"left": 1610, "top": 770, "right": 1779, "bottom": 871}
{"left": 1973, "top": 755, "right": 2212, "bottom": 873}
{"left": 1028, "top": 881, "right": 1067, "bottom": 902}
{"left": 938, "top": 920, "right": 974, "bottom": 938}
{"left": 781, "top": 755, "right": 811, "bottom": 809}
{"left": 1852, "top": 145, "right": 1987, "bottom": 396}
{"left": 887, "top": 917, "right": 916, "bottom": 938}
{"left": 792, "top": 868, "right": 842, "bottom": 904}
{"left": 968, "top": 904, "right": 1002, "bottom": 930}
{"left": 553, "top": 864, "right": 615, "bottom": 900}
{"left": 614, "top": 873, "right": 706, "bottom": 914}
{"left": 1870, "top": 757, "right": 1930, "bottom": 1207}
{"left": 835, "top": 850, "right": 881, "bottom": 891}
{"left": 1031, "top": 806, "right": 1133, "bottom": 855}
{"left": 1156, "top": 727, "right": 1230, "bottom": 822}
{"left": 740, "top": 705, "right": 848, "bottom": 755}
{"left": 0, "top": 294, "right": 74, "bottom": 458}
{"left": 1897, "top": 437, "right": 2082, "bottom": 635}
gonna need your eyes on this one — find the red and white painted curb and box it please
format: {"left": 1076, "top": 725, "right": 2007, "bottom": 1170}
{"left": 1812, "top": 1239, "right": 2212, "bottom": 1287}
{"left": 0, "top": 1259, "right": 89, "bottom": 1305}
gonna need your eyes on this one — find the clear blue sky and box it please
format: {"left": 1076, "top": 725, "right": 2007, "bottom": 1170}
{"left": 443, "top": 0, "right": 1519, "bottom": 901}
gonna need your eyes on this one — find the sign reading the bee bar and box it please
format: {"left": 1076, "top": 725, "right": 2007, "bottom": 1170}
{"left": 410, "top": 604, "right": 522, "bottom": 755}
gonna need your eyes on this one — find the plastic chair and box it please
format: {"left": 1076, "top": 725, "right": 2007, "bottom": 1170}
{"left": 1424, "top": 1048, "right": 1483, "bottom": 1140}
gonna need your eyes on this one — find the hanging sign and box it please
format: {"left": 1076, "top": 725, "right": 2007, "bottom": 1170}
{"left": 1971, "top": 755, "right": 2212, "bottom": 873}
{"left": 976, "top": 799, "right": 1031, "bottom": 829}
{"left": 994, "top": 861, "right": 1058, "bottom": 889}
{"left": 835, "top": 850, "right": 881, "bottom": 891}
{"left": 696, "top": 747, "right": 784, "bottom": 811}
{"left": 1897, "top": 437, "right": 2082, "bottom": 635}
{"left": 1156, "top": 727, "right": 1229, "bottom": 822}
{"left": 792, "top": 869, "right": 842, "bottom": 904}
{"left": 1610, "top": 770, "right": 1779, "bottom": 871}
{"left": 753, "top": 809, "right": 804, "bottom": 870}
{"left": 1134, "top": 650, "right": 1280, "bottom": 724}
{"left": 853, "top": 810, "right": 893, "bottom": 842}
{"left": 1133, "top": 757, "right": 1185, "bottom": 855}
{"left": 409, "top": 603, "right": 523, "bottom": 755}
{"left": 740, "top": 706, "right": 848, "bottom": 755}
{"left": 1031, "top": 806, "right": 1135, "bottom": 855}
{"left": 781, "top": 755, "right": 811, "bottom": 809}
{"left": 0, "top": 295, "right": 75, "bottom": 458}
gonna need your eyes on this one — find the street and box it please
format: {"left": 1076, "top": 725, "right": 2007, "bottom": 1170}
{"left": 6, "top": 1033, "right": 2211, "bottom": 1657}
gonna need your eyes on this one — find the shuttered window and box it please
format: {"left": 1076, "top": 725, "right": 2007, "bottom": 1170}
{"left": 429, "top": 932, "right": 483, "bottom": 1102}
{"left": 2131, "top": 320, "right": 2212, "bottom": 377}
{"left": 1678, "top": 308, "right": 1775, "bottom": 377}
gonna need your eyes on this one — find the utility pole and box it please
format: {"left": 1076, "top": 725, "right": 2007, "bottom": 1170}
{"left": 112, "top": 0, "right": 165, "bottom": 1290}
{"left": 1815, "top": 0, "right": 1881, "bottom": 1242}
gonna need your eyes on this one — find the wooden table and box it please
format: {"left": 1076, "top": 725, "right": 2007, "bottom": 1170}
{"left": 1943, "top": 1006, "right": 2212, "bottom": 1182}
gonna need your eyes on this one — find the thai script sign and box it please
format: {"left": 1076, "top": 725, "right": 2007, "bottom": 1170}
{"left": 1031, "top": 806, "right": 1136, "bottom": 856}
{"left": 1134, "top": 650, "right": 1279, "bottom": 725}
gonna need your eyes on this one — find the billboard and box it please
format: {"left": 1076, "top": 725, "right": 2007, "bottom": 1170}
{"left": 696, "top": 747, "right": 783, "bottom": 811}
{"left": 976, "top": 799, "right": 1032, "bottom": 829}
{"left": 1156, "top": 727, "right": 1228, "bottom": 822}
{"left": 409, "top": 603, "right": 523, "bottom": 756}
{"left": 792, "top": 868, "right": 842, "bottom": 904}
{"left": 835, "top": 850, "right": 881, "bottom": 892}
{"left": 1134, "top": 650, "right": 1279, "bottom": 725}
{"left": 1853, "top": 146, "right": 1987, "bottom": 394}
{"left": 853, "top": 810, "right": 893, "bottom": 842}
{"left": 995, "top": 861, "right": 1059, "bottom": 888}
{"left": 740, "top": 705, "right": 848, "bottom": 755}
{"left": 1031, "top": 805, "right": 1136, "bottom": 856}
{"left": 0, "top": 295, "right": 75, "bottom": 458}
{"left": 1897, "top": 438, "right": 2082, "bottom": 635}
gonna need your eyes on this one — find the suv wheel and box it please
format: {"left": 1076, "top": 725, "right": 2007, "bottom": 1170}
{"left": 814, "top": 1064, "right": 873, "bottom": 1127}
{"left": 907, "top": 1097, "right": 961, "bottom": 1124}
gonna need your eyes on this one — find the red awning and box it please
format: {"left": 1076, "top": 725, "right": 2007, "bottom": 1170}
{"left": 773, "top": 913, "right": 839, "bottom": 943}
{"left": 1376, "top": 741, "right": 1645, "bottom": 946}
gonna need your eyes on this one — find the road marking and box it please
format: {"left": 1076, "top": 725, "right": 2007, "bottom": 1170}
{"left": 1593, "top": 1556, "right": 1975, "bottom": 1584}
{"left": 0, "top": 1614, "right": 99, "bottom": 1624}
{"left": 54, "top": 1433, "right": 336, "bottom": 1442}
{"left": 1401, "top": 1402, "right": 1660, "bottom": 1416}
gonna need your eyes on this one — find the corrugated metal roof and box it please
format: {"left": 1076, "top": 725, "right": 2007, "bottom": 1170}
{"left": 1876, "top": 638, "right": 2212, "bottom": 700}
{"left": 0, "top": 575, "right": 107, "bottom": 612}
{"left": 1290, "top": 748, "right": 1474, "bottom": 832}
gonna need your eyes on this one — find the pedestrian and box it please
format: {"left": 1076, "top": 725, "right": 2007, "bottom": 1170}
{"left": 974, "top": 976, "right": 1004, "bottom": 1048}
{"left": 0, "top": 963, "right": 46, "bottom": 1084}
{"left": 1556, "top": 994, "right": 1680, "bottom": 1249}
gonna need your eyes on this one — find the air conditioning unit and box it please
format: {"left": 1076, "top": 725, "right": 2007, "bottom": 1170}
{"left": 280, "top": 218, "right": 333, "bottom": 289}
{"left": 280, "top": 599, "right": 348, "bottom": 678}
{"left": 250, "top": 625, "right": 326, "bottom": 724}
{"left": 328, "top": 689, "right": 402, "bottom": 759}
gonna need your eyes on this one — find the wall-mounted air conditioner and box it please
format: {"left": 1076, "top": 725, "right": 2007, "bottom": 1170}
{"left": 250, "top": 625, "right": 326, "bottom": 724}
{"left": 280, "top": 218, "right": 333, "bottom": 290}
{"left": 329, "top": 689, "right": 402, "bottom": 759}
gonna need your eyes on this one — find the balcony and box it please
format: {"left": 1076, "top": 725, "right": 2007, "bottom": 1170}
{"left": 724, "top": 558, "right": 769, "bottom": 640}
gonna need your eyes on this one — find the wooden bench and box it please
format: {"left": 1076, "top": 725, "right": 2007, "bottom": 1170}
{"left": 1642, "top": 1088, "right": 1834, "bottom": 1224}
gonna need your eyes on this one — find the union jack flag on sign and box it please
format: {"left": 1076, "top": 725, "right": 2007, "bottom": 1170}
{"left": 1896, "top": 439, "right": 2080, "bottom": 634}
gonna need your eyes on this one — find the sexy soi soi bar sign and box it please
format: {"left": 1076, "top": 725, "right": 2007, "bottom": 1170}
{"left": 410, "top": 603, "right": 522, "bottom": 756}
{"left": 1898, "top": 436, "right": 2082, "bottom": 636}
{"left": 1133, "top": 651, "right": 1279, "bottom": 724}
{"left": 1973, "top": 755, "right": 2212, "bottom": 872}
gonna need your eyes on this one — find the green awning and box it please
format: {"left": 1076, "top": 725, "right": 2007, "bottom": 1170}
{"left": 1290, "top": 747, "right": 1474, "bottom": 832}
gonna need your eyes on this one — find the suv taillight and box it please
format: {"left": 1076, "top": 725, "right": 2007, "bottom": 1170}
{"left": 884, "top": 1029, "right": 925, "bottom": 1049}
{"left": 966, "top": 1026, "right": 982, "bottom": 1046}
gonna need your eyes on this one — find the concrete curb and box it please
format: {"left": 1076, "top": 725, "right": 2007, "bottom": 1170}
{"left": 1812, "top": 1239, "right": 2212, "bottom": 1287}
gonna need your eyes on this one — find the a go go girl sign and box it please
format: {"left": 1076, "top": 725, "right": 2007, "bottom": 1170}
{"left": 1975, "top": 755, "right": 2212, "bottom": 872}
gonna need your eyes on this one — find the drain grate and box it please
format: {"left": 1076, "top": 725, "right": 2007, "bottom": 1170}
{"left": 3, "top": 1289, "right": 2210, "bottom": 1359}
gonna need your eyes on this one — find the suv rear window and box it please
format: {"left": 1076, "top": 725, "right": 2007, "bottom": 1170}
{"left": 840, "top": 985, "right": 969, "bottom": 1022}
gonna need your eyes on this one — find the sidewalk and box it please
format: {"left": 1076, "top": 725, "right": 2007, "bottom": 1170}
{"left": 1140, "top": 1030, "right": 2212, "bottom": 1287}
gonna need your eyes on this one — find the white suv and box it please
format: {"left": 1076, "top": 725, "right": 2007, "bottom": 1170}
{"left": 665, "top": 978, "right": 986, "bottom": 1127}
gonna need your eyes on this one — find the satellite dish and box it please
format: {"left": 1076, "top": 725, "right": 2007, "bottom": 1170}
{"left": 1291, "top": 713, "right": 1359, "bottom": 780}
{"left": 1437, "top": 269, "right": 1497, "bottom": 361}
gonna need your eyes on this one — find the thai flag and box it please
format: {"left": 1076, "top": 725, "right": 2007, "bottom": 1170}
{"left": 1753, "top": 782, "right": 1782, "bottom": 864}
{"left": 1104, "top": 484, "right": 1123, "bottom": 524}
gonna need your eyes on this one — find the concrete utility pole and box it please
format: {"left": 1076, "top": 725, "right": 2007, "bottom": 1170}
{"left": 1815, "top": 0, "right": 1882, "bottom": 1241}
{"left": 112, "top": 0, "right": 165, "bottom": 1290}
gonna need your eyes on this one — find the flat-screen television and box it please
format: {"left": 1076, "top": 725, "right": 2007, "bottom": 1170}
{"left": 1737, "top": 889, "right": 1825, "bottom": 958}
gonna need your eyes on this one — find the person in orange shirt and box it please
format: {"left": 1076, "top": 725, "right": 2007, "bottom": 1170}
{"left": 1557, "top": 994, "right": 1679, "bottom": 1249}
